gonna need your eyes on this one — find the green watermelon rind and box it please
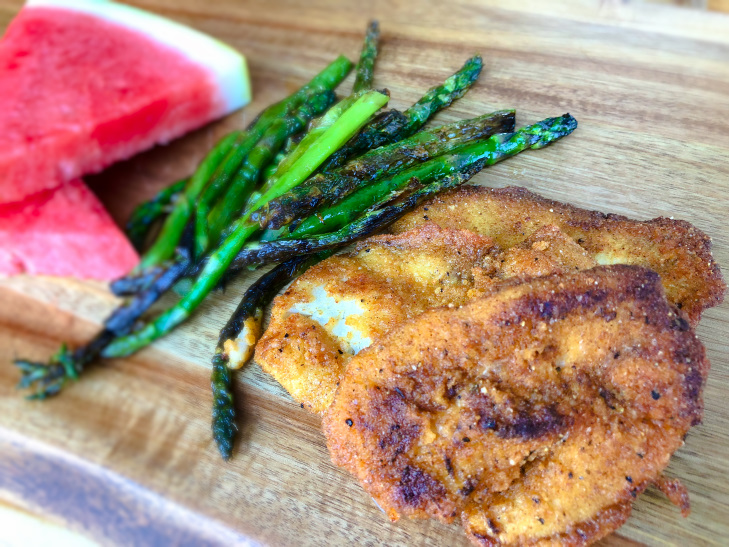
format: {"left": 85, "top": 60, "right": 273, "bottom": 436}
{"left": 25, "top": 0, "right": 251, "bottom": 111}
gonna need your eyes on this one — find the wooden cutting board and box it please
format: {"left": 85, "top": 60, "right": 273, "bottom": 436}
{"left": 1, "top": 0, "right": 727, "bottom": 545}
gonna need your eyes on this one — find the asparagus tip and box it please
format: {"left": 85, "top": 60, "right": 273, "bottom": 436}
{"left": 212, "top": 354, "right": 237, "bottom": 460}
{"left": 14, "top": 352, "right": 74, "bottom": 400}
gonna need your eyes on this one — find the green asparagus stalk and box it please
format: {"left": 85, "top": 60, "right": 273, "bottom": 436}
{"left": 244, "top": 90, "right": 389, "bottom": 215}
{"left": 137, "top": 131, "right": 241, "bottom": 270}
{"left": 352, "top": 21, "right": 380, "bottom": 93}
{"left": 197, "top": 90, "right": 337, "bottom": 257}
{"left": 253, "top": 110, "right": 516, "bottom": 229}
{"left": 192, "top": 134, "right": 261, "bottom": 257}
{"left": 100, "top": 91, "right": 390, "bottom": 358}
{"left": 211, "top": 251, "right": 332, "bottom": 459}
{"left": 227, "top": 173, "right": 473, "bottom": 269}
{"left": 125, "top": 178, "right": 187, "bottom": 251}
{"left": 319, "top": 54, "right": 483, "bottom": 171}
{"left": 211, "top": 354, "right": 236, "bottom": 459}
{"left": 263, "top": 113, "right": 576, "bottom": 243}
{"left": 134, "top": 55, "right": 353, "bottom": 271}
{"left": 241, "top": 91, "right": 368, "bottom": 220}
{"left": 14, "top": 251, "right": 193, "bottom": 399}
{"left": 113, "top": 92, "right": 388, "bottom": 316}
{"left": 401, "top": 54, "right": 483, "bottom": 134}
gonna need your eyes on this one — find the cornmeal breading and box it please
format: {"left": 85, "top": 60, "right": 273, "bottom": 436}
{"left": 255, "top": 224, "right": 497, "bottom": 411}
{"left": 323, "top": 266, "right": 708, "bottom": 546}
{"left": 392, "top": 185, "right": 725, "bottom": 324}
{"left": 255, "top": 187, "right": 723, "bottom": 413}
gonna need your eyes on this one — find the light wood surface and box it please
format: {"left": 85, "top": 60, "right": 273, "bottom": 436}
{"left": 1, "top": 0, "right": 728, "bottom": 545}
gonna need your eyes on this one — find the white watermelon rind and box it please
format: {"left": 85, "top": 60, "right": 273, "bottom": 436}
{"left": 25, "top": 0, "right": 251, "bottom": 113}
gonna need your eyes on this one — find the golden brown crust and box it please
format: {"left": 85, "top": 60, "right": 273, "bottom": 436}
{"left": 255, "top": 224, "right": 497, "bottom": 412}
{"left": 256, "top": 186, "right": 723, "bottom": 415}
{"left": 323, "top": 265, "right": 708, "bottom": 546}
{"left": 391, "top": 185, "right": 726, "bottom": 325}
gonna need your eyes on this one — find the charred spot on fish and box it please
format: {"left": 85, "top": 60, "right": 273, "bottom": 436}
{"left": 446, "top": 384, "right": 461, "bottom": 399}
{"left": 445, "top": 457, "right": 454, "bottom": 475}
{"left": 459, "top": 480, "right": 476, "bottom": 497}
{"left": 602, "top": 310, "right": 617, "bottom": 322}
{"left": 498, "top": 405, "right": 566, "bottom": 440}
{"left": 671, "top": 315, "right": 690, "bottom": 332}
{"left": 599, "top": 387, "right": 618, "bottom": 410}
{"left": 539, "top": 301, "right": 554, "bottom": 319}
{"left": 479, "top": 416, "right": 497, "bottom": 431}
{"left": 682, "top": 367, "right": 704, "bottom": 423}
{"left": 398, "top": 465, "right": 446, "bottom": 507}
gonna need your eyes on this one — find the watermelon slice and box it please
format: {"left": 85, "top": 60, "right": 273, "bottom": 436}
{"left": 0, "top": 179, "right": 138, "bottom": 279}
{"left": 0, "top": 0, "right": 251, "bottom": 204}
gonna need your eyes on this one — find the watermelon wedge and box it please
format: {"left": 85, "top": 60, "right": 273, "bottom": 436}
{"left": 0, "top": 179, "right": 138, "bottom": 279}
{"left": 0, "top": 0, "right": 251, "bottom": 204}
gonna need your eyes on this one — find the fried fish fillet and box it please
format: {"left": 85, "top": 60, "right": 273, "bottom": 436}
{"left": 255, "top": 224, "right": 498, "bottom": 412}
{"left": 392, "top": 185, "right": 725, "bottom": 324}
{"left": 323, "top": 266, "right": 708, "bottom": 546}
{"left": 255, "top": 187, "right": 723, "bottom": 412}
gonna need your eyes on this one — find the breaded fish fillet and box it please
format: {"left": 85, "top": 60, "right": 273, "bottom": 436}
{"left": 392, "top": 185, "right": 725, "bottom": 324}
{"left": 323, "top": 266, "right": 708, "bottom": 546}
{"left": 255, "top": 224, "right": 497, "bottom": 412}
{"left": 255, "top": 187, "right": 723, "bottom": 413}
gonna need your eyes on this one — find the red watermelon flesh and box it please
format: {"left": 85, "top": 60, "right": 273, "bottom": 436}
{"left": 0, "top": 0, "right": 250, "bottom": 204}
{"left": 0, "top": 179, "right": 138, "bottom": 279}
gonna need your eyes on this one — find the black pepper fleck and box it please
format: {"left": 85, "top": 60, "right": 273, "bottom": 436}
{"left": 345, "top": 419, "right": 353, "bottom": 427}
{"left": 651, "top": 390, "right": 661, "bottom": 400}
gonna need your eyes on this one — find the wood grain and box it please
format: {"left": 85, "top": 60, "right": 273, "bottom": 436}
{"left": 1, "top": 0, "right": 728, "bottom": 545}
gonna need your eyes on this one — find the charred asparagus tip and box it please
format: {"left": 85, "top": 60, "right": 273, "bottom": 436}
{"left": 211, "top": 353, "right": 237, "bottom": 460}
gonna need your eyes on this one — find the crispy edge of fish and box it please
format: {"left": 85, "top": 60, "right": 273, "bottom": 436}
{"left": 391, "top": 185, "right": 726, "bottom": 324}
